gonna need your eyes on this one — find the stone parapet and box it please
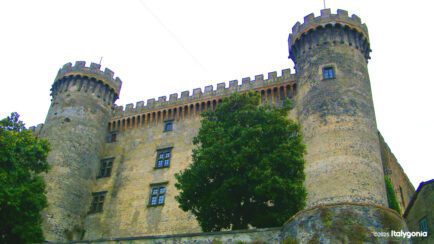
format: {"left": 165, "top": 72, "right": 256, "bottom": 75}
{"left": 289, "top": 9, "right": 371, "bottom": 62}
{"left": 66, "top": 228, "right": 281, "bottom": 243}
{"left": 289, "top": 9, "right": 369, "bottom": 47}
{"left": 113, "top": 69, "right": 295, "bottom": 118}
{"left": 55, "top": 61, "right": 122, "bottom": 97}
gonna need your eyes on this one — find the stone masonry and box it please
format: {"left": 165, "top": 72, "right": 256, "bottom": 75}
{"left": 30, "top": 8, "right": 415, "bottom": 243}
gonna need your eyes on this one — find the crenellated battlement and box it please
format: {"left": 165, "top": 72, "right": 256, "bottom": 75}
{"left": 112, "top": 69, "right": 295, "bottom": 118}
{"left": 55, "top": 61, "right": 122, "bottom": 96}
{"left": 289, "top": 9, "right": 368, "bottom": 47}
{"left": 39, "top": 9, "right": 409, "bottom": 242}
{"left": 288, "top": 9, "right": 371, "bottom": 63}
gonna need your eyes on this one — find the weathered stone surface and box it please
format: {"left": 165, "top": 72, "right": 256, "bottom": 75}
{"left": 71, "top": 228, "right": 281, "bottom": 243}
{"left": 281, "top": 203, "right": 409, "bottom": 243}
{"left": 41, "top": 73, "right": 117, "bottom": 241}
{"left": 292, "top": 27, "right": 387, "bottom": 208}
{"left": 38, "top": 8, "right": 416, "bottom": 243}
{"left": 404, "top": 180, "right": 434, "bottom": 244}
{"left": 379, "top": 132, "right": 415, "bottom": 212}
{"left": 83, "top": 117, "right": 202, "bottom": 239}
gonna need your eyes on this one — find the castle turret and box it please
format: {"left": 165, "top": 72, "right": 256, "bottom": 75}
{"left": 281, "top": 9, "right": 408, "bottom": 242}
{"left": 40, "top": 61, "right": 122, "bottom": 241}
{"left": 290, "top": 8, "right": 385, "bottom": 208}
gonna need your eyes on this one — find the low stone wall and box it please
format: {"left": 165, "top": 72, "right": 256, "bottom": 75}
{"left": 69, "top": 228, "right": 281, "bottom": 243}
{"left": 61, "top": 203, "right": 413, "bottom": 243}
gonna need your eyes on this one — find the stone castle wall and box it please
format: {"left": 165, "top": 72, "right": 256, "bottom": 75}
{"left": 33, "top": 62, "right": 299, "bottom": 241}
{"left": 404, "top": 180, "right": 434, "bottom": 244}
{"left": 82, "top": 69, "right": 297, "bottom": 240}
{"left": 108, "top": 69, "right": 296, "bottom": 131}
{"left": 34, "top": 9, "right": 416, "bottom": 243}
{"left": 83, "top": 117, "right": 202, "bottom": 239}
{"left": 379, "top": 132, "right": 415, "bottom": 213}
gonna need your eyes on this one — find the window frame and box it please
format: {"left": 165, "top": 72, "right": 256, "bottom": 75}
{"left": 163, "top": 120, "right": 173, "bottom": 132}
{"left": 155, "top": 148, "right": 172, "bottom": 169}
{"left": 107, "top": 131, "right": 117, "bottom": 143}
{"left": 148, "top": 184, "right": 167, "bottom": 207}
{"left": 97, "top": 157, "right": 114, "bottom": 178}
{"left": 322, "top": 66, "right": 336, "bottom": 80}
{"left": 89, "top": 191, "right": 107, "bottom": 214}
{"left": 419, "top": 216, "right": 429, "bottom": 232}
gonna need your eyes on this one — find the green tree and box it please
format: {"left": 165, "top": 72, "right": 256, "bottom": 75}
{"left": 0, "top": 113, "right": 50, "bottom": 243}
{"left": 175, "top": 92, "right": 306, "bottom": 232}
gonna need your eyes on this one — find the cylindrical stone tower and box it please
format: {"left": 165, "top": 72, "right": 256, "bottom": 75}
{"left": 40, "top": 61, "right": 122, "bottom": 241}
{"left": 290, "top": 8, "right": 386, "bottom": 208}
{"left": 281, "top": 9, "right": 408, "bottom": 243}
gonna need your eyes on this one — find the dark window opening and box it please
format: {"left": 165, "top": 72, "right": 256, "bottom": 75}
{"left": 155, "top": 148, "right": 172, "bottom": 169}
{"left": 419, "top": 217, "right": 428, "bottom": 232}
{"left": 107, "top": 132, "right": 117, "bottom": 143}
{"left": 98, "top": 158, "right": 113, "bottom": 178}
{"left": 89, "top": 191, "right": 107, "bottom": 214}
{"left": 323, "top": 66, "right": 335, "bottom": 80}
{"left": 164, "top": 120, "right": 173, "bottom": 132}
{"left": 399, "top": 186, "right": 405, "bottom": 207}
{"left": 149, "top": 185, "right": 166, "bottom": 206}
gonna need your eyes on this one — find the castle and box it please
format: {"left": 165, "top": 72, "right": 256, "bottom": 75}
{"left": 30, "top": 9, "right": 416, "bottom": 243}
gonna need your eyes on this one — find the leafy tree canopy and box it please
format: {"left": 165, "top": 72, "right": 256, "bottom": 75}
{"left": 175, "top": 92, "right": 306, "bottom": 232}
{"left": 0, "top": 113, "right": 50, "bottom": 243}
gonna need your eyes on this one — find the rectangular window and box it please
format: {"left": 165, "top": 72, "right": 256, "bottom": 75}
{"left": 164, "top": 120, "right": 173, "bottom": 132}
{"left": 107, "top": 132, "right": 117, "bottom": 143}
{"left": 155, "top": 148, "right": 172, "bottom": 168}
{"left": 98, "top": 158, "right": 113, "bottom": 178}
{"left": 149, "top": 185, "right": 166, "bottom": 206}
{"left": 322, "top": 66, "right": 335, "bottom": 80}
{"left": 419, "top": 217, "right": 429, "bottom": 232}
{"left": 89, "top": 191, "right": 107, "bottom": 214}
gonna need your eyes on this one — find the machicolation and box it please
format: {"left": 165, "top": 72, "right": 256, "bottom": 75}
{"left": 33, "top": 8, "right": 416, "bottom": 243}
{"left": 54, "top": 61, "right": 122, "bottom": 97}
{"left": 289, "top": 9, "right": 371, "bottom": 62}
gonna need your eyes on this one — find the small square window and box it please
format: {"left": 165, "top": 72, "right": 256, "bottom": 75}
{"left": 89, "top": 191, "right": 107, "bottom": 214}
{"left": 107, "top": 132, "right": 117, "bottom": 143}
{"left": 98, "top": 158, "right": 113, "bottom": 178}
{"left": 155, "top": 148, "right": 172, "bottom": 169}
{"left": 149, "top": 185, "right": 166, "bottom": 206}
{"left": 419, "top": 217, "right": 429, "bottom": 232}
{"left": 322, "top": 66, "right": 335, "bottom": 80}
{"left": 164, "top": 120, "right": 173, "bottom": 132}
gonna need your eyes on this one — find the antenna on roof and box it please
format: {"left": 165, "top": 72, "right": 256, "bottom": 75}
{"left": 99, "top": 57, "right": 103, "bottom": 65}
{"left": 323, "top": 0, "right": 326, "bottom": 9}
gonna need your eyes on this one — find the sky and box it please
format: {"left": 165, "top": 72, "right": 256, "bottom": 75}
{"left": 0, "top": 0, "right": 432, "bottom": 188}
